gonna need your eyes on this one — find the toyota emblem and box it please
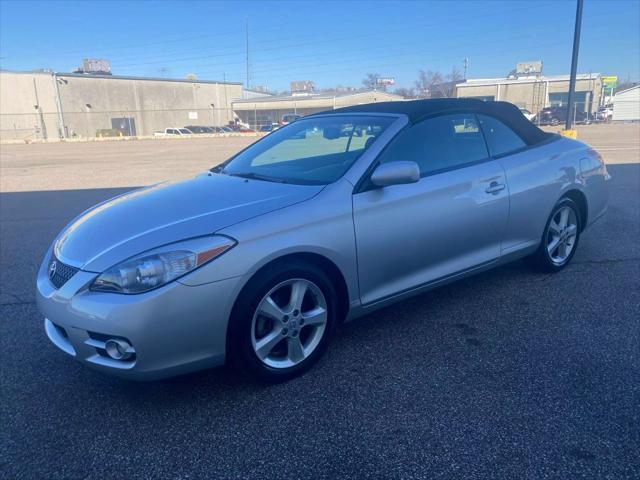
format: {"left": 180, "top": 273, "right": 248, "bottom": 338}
{"left": 49, "top": 260, "right": 58, "bottom": 279}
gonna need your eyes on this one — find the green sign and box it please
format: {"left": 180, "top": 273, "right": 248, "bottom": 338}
{"left": 603, "top": 75, "right": 618, "bottom": 93}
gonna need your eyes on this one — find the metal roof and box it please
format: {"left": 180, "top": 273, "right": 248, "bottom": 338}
{"left": 613, "top": 84, "right": 640, "bottom": 96}
{"left": 232, "top": 90, "right": 403, "bottom": 104}
{"left": 458, "top": 73, "right": 601, "bottom": 88}
{"left": 0, "top": 69, "right": 242, "bottom": 85}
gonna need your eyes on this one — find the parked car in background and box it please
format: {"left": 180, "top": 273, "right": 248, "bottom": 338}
{"left": 534, "top": 106, "right": 589, "bottom": 126}
{"left": 207, "top": 126, "right": 229, "bottom": 133}
{"left": 340, "top": 124, "right": 364, "bottom": 137}
{"left": 184, "top": 126, "right": 214, "bottom": 134}
{"left": 37, "top": 99, "right": 609, "bottom": 382}
{"left": 595, "top": 106, "right": 613, "bottom": 122}
{"left": 281, "top": 113, "right": 302, "bottom": 125}
{"left": 519, "top": 108, "right": 535, "bottom": 121}
{"left": 260, "top": 124, "right": 280, "bottom": 133}
{"left": 154, "top": 128, "right": 192, "bottom": 137}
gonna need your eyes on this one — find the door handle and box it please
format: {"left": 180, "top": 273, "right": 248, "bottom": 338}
{"left": 485, "top": 181, "right": 506, "bottom": 194}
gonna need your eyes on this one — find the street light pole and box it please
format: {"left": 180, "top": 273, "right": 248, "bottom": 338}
{"left": 565, "top": 0, "right": 584, "bottom": 131}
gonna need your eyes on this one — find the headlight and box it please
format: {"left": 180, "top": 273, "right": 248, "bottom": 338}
{"left": 90, "top": 235, "right": 236, "bottom": 294}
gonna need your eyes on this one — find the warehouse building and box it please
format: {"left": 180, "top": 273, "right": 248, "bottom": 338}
{"left": 0, "top": 70, "right": 244, "bottom": 140}
{"left": 232, "top": 90, "right": 404, "bottom": 129}
{"left": 612, "top": 85, "right": 640, "bottom": 121}
{"left": 456, "top": 72, "right": 602, "bottom": 116}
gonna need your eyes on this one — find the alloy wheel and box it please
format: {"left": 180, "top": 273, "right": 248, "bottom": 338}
{"left": 546, "top": 205, "right": 578, "bottom": 265}
{"left": 250, "top": 278, "right": 328, "bottom": 369}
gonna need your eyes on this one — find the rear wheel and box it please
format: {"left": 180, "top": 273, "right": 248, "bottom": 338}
{"left": 526, "top": 197, "right": 581, "bottom": 272}
{"left": 228, "top": 261, "right": 337, "bottom": 382}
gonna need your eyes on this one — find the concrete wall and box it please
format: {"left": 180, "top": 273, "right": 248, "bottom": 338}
{"left": 0, "top": 71, "right": 243, "bottom": 140}
{"left": 56, "top": 74, "right": 243, "bottom": 137}
{"left": 0, "top": 71, "right": 61, "bottom": 140}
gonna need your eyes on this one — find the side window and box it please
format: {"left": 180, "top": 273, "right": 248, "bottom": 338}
{"left": 478, "top": 114, "right": 526, "bottom": 156}
{"left": 378, "top": 114, "right": 488, "bottom": 176}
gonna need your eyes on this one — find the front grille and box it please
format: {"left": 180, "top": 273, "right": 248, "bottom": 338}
{"left": 48, "top": 256, "right": 79, "bottom": 289}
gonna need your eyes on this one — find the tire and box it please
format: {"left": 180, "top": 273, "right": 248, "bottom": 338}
{"left": 525, "top": 197, "right": 582, "bottom": 273}
{"left": 228, "top": 260, "right": 338, "bottom": 382}
{"left": 550, "top": 118, "right": 560, "bottom": 126}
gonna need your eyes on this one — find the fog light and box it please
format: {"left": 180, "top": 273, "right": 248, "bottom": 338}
{"left": 104, "top": 339, "right": 135, "bottom": 360}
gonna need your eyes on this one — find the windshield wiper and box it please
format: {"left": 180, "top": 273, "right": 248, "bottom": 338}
{"left": 225, "top": 172, "right": 288, "bottom": 183}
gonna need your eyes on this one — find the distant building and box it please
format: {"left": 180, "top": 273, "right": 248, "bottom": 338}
{"left": 456, "top": 72, "right": 602, "bottom": 115}
{"left": 74, "top": 58, "right": 112, "bottom": 75}
{"left": 232, "top": 90, "right": 403, "bottom": 128}
{"left": 290, "top": 80, "right": 316, "bottom": 96}
{"left": 242, "top": 88, "right": 274, "bottom": 100}
{"left": 612, "top": 85, "right": 640, "bottom": 121}
{"left": 0, "top": 70, "right": 243, "bottom": 140}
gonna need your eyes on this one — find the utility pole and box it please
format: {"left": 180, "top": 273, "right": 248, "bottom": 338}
{"left": 223, "top": 72, "right": 229, "bottom": 125}
{"left": 463, "top": 58, "right": 469, "bottom": 80}
{"left": 245, "top": 18, "right": 250, "bottom": 89}
{"left": 565, "top": 0, "right": 584, "bottom": 131}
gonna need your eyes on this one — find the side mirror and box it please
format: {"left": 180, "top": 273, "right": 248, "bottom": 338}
{"left": 322, "top": 126, "right": 341, "bottom": 140}
{"left": 370, "top": 161, "right": 420, "bottom": 187}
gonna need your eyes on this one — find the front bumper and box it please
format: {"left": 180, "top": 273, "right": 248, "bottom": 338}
{"left": 36, "top": 253, "right": 243, "bottom": 380}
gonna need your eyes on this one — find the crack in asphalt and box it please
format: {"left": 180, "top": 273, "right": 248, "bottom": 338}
{"left": 0, "top": 300, "right": 35, "bottom": 307}
{"left": 572, "top": 257, "right": 640, "bottom": 265}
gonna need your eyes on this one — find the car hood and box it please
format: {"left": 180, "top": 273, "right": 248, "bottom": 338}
{"left": 54, "top": 173, "right": 322, "bottom": 272}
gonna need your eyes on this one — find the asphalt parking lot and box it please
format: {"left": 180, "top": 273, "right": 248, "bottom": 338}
{"left": 1, "top": 124, "right": 639, "bottom": 478}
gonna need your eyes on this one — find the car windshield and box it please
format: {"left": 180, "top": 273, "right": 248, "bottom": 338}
{"left": 179, "top": 128, "right": 191, "bottom": 134}
{"left": 220, "top": 115, "right": 395, "bottom": 185}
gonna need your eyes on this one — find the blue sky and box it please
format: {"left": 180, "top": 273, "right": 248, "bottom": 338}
{"left": 1, "top": 0, "right": 638, "bottom": 91}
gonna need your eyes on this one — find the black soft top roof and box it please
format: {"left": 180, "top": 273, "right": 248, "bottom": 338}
{"left": 324, "top": 98, "right": 548, "bottom": 145}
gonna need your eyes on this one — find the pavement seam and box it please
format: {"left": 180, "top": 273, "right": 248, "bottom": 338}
{"left": 572, "top": 257, "right": 640, "bottom": 265}
{"left": 0, "top": 300, "right": 35, "bottom": 307}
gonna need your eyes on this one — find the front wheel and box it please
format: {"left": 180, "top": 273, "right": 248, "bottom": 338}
{"left": 525, "top": 197, "right": 582, "bottom": 272}
{"left": 228, "top": 261, "right": 337, "bottom": 382}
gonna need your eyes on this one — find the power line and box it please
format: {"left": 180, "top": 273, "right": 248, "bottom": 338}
{"left": 108, "top": 5, "right": 535, "bottom": 68}
{"left": 204, "top": 38, "right": 623, "bottom": 85}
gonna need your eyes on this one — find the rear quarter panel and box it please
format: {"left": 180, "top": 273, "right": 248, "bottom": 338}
{"left": 498, "top": 136, "right": 594, "bottom": 255}
{"left": 579, "top": 149, "right": 610, "bottom": 225}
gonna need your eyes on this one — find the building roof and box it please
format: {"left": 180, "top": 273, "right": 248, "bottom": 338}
{"left": 0, "top": 69, "right": 242, "bottom": 85}
{"left": 232, "top": 89, "right": 402, "bottom": 104}
{"left": 325, "top": 98, "right": 549, "bottom": 145}
{"left": 457, "top": 73, "right": 601, "bottom": 88}
{"left": 613, "top": 84, "right": 640, "bottom": 96}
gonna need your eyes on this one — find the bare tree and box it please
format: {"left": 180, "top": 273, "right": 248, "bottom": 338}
{"left": 616, "top": 75, "right": 639, "bottom": 92}
{"left": 447, "top": 66, "right": 463, "bottom": 83}
{"left": 393, "top": 87, "right": 416, "bottom": 99}
{"left": 362, "top": 73, "right": 380, "bottom": 90}
{"left": 414, "top": 70, "right": 444, "bottom": 98}
{"left": 413, "top": 68, "right": 464, "bottom": 99}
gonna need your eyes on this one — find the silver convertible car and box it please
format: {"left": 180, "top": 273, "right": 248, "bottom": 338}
{"left": 37, "top": 99, "right": 610, "bottom": 381}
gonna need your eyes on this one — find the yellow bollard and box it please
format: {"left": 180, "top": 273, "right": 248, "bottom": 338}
{"left": 559, "top": 129, "right": 578, "bottom": 139}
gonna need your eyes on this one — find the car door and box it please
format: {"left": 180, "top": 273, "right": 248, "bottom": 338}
{"left": 352, "top": 113, "right": 509, "bottom": 305}
{"left": 475, "top": 113, "right": 561, "bottom": 254}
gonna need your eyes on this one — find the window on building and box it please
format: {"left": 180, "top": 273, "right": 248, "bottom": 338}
{"left": 549, "top": 91, "right": 589, "bottom": 111}
{"left": 378, "top": 113, "right": 489, "bottom": 176}
{"left": 477, "top": 114, "right": 526, "bottom": 157}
